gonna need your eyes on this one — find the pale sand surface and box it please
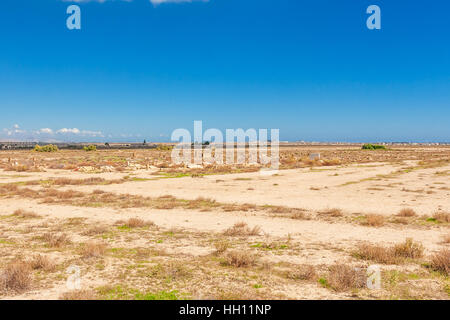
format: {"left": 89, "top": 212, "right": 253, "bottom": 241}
{"left": 0, "top": 151, "right": 449, "bottom": 300}
{"left": 59, "top": 161, "right": 450, "bottom": 215}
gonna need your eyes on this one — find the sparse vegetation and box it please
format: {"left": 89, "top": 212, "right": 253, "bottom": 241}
{"left": 0, "top": 146, "right": 448, "bottom": 300}
{"left": 214, "top": 240, "right": 230, "bottom": 255}
{"left": 362, "top": 144, "right": 386, "bottom": 150}
{"left": 116, "top": 218, "right": 155, "bottom": 229}
{"left": 355, "top": 243, "right": 400, "bottom": 264}
{"left": 397, "top": 208, "right": 416, "bottom": 217}
{"left": 0, "top": 261, "right": 32, "bottom": 293}
{"left": 441, "top": 234, "right": 450, "bottom": 244}
{"left": 29, "top": 255, "right": 55, "bottom": 272}
{"left": 224, "top": 251, "right": 257, "bottom": 268}
{"left": 429, "top": 249, "right": 450, "bottom": 275}
{"left": 393, "top": 238, "right": 424, "bottom": 259}
{"left": 327, "top": 264, "right": 366, "bottom": 291}
{"left": 363, "top": 214, "right": 385, "bottom": 227}
{"left": 223, "top": 222, "right": 262, "bottom": 237}
{"left": 155, "top": 144, "right": 174, "bottom": 151}
{"left": 34, "top": 144, "right": 59, "bottom": 152}
{"left": 355, "top": 238, "right": 424, "bottom": 264}
{"left": 432, "top": 211, "right": 450, "bottom": 223}
{"left": 83, "top": 145, "right": 97, "bottom": 152}
{"left": 82, "top": 225, "right": 109, "bottom": 236}
{"left": 13, "top": 209, "right": 40, "bottom": 219}
{"left": 81, "top": 242, "right": 107, "bottom": 259}
{"left": 319, "top": 208, "right": 343, "bottom": 217}
{"left": 286, "top": 264, "right": 317, "bottom": 281}
{"left": 60, "top": 290, "right": 98, "bottom": 300}
{"left": 42, "top": 233, "right": 70, "bottom": 248}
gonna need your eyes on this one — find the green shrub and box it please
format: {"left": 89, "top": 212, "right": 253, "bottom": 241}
{"left": 83, "top": 145, "right": 97, "bottom": 152}
{"left": 156, "top": 144, "right": 173, "bottom": 151}
{"left": 362, "top": 144, "right": 386, "bottom": 150}
{"left": 34, "top": 144, "right": 59, "bottom": 152}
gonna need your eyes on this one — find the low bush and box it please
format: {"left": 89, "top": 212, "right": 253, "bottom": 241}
{"left": 0, "top": 261, "right": 32, "bottom": 293}
{"left": 223, "top": 222, "right": 261, "bottom": 236}
{"left": 81, "top": 242, "right": 107, "bottom": 259}
{"left": 355, "top": 238, "right": 424, "bottom": 264}
{"left": 327, "top": 264, "right": 366, "bottom": 291}
{"left": 286, "top": 264, "right": 317, "bottom": 281}
{"left": 362, "top": 144, "right": 386, "bottom": 150}
{"left": 224, "top": 251, "right": 257, "bottom": 267}
{"left": 432, "top": 211, "right": 450, "bottom": 223}
{"left": 83, "top": 145, "right": 97, "bottom": 152}
{"left": 156, "top": 144, "right": 173, "bottom": 151}
{"left": 397, "top": 208, "right": 416, "bottom": 217}
{"left": 363, "top": 214, "right": 385, "bottom": 227}
{"left": 29, "top": 255, "right": 55, "bottom": 272}
{"left": 429, "top": 249, "right": 449, "bottom": 275}
{"left": 34, "top": 144, "right": 59, "bottom": 152}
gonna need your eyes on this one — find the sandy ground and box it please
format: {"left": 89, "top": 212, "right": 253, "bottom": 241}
{"left": 0, "top": 148, "right": 449, "bottom": 300}
{"left": 44, "top": 161, "right": 450, "bottom": 215}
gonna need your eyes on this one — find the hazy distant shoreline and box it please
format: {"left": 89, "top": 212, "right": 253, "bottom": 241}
{"left": 1, "top": 141, "right": 449, "bottom": 151}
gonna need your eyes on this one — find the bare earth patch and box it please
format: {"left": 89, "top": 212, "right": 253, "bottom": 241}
{"left": 0, "top": 146, "right": 449, "bottom": 300}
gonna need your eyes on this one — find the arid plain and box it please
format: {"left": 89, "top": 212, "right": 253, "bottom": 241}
{"left": 0, "top": 145, "right": 449, "bottom": 300}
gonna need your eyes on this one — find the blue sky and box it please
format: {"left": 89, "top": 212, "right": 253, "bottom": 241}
{"left": 0, "top": 0, "right": 449, "bottom": 142}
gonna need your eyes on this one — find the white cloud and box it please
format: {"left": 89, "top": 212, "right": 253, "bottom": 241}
{"left": 81, "top": 130, "right": 104, "bottom": 137}
{"left": 0, "top": 124, "right": 139, "bottom": 142}
{"left": 55, "top": 128, "right": 104, "bottom": 137}
{"left": 57, "top": 128, "right": 81, "bottom": 134}
{"left": 39, "top": 128, "right": 53, "bottom": 134}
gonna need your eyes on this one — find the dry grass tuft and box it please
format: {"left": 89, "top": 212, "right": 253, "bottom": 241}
{"left": 432, "top": 211, "right": 450, "bottom": 223}
{"left": 224, "top": 251, "right": 257, "bottom": 268}
{"left": 158, "top": 194, "right": 175, "bottom": 199}
{"left": 222, "top": 203, "right": 256, "bottom": 212}
{"left": 0, "top": 261, "right": 32, "bottom": 293}
{"left": 29, "top": 255, "right": 55, "bottom": 272}
{"left": 355, "top": 243, "right": 399, "bottom": 264}
{"left": 13, "top": 209, "right": 40, "bottom": 219}
{"left": 60, "top": 290, "right": 98, "bottom": 300}
{"left": 289, "top": 211, "right": 308, "bottom": 220}
{"left": 286, "top": 264, "right": 317, "bottom": 281}
{"left": 42, "top": 233, "right": 70, "bottom": 248}
{"left": 319, "top": 208, "right": 343, "bottom": 217}
{"left": 429, "top": 249, "right": 450, "bottom": 275}
{"left": 81, "top": 242, "right": 107, "bottom": 259}
{"left": 117, "top": 218, "right": 155, "bottom": 228}
{"left": 327, "top": 264, "right": 366, "bottom": 291}
{"left": 392, "top": 238, "right": 424, "bottom": 259}
{"left": 223, "top": 222, "right": 262, "bottom": 237}
{"left": 355, "top": 238, "right": 424, "bottom": 264}
{"left": 82, "top": 225, "right": 109, "bottom": 236}
{"left": 392, "top": 217, "right": 409, "bottom": 225}
{"left": 441, "top": 234, "right": 450, "bottom": 244}
{"left": 397, "top": 208, "right": 416, "bottom": 217}
{"left": 214, "top": 240, "right": 230, "bottom": 255}
{"left": 363, "top": 214, "right": 385, "bottom": 227}
{"left": 50, "top": 177, "right": 122, "bottom": 186}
